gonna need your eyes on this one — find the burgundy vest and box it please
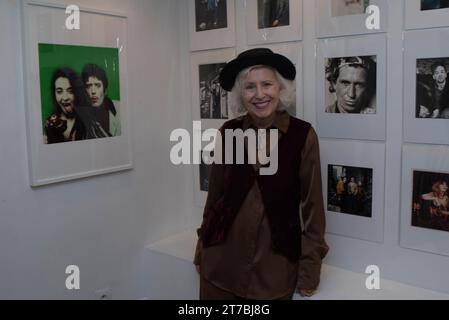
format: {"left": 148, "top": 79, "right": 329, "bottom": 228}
{"left": 200, "top": 116, "right": 311, "bottom": 261}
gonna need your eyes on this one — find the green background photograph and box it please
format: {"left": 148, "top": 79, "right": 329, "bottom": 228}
{"left": 38, "top": 43, "right": 121, "bottom": 122}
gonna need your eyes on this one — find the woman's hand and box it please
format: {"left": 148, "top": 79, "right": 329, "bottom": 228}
{"left": 297, "top": 288, "right": 316, "bottom": 297}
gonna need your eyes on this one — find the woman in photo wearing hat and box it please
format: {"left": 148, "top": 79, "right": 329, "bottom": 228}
{"left": 194, "top": 48, "right": 328, "bottom": 300}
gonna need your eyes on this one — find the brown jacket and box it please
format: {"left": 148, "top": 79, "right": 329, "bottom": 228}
{"left": 194, "top": 111, "right": 329, "bottom": 299}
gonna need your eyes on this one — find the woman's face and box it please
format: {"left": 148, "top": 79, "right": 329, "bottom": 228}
{"left": 241, "top": 67, "right": 281, "bottom": 123}
{"left": 54, "top": 77, "right": 75, "bottom": 116}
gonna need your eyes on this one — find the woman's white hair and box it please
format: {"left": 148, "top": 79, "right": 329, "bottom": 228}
{"left": 228, "top": 65, "right": 296, "bottom": 117}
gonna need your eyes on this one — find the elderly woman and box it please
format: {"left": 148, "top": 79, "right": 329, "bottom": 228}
{"left": 194, "top": 48, "right": 328, "bottom": 300}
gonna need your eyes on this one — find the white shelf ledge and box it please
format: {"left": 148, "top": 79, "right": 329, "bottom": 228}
{"left": 146, "top": 229, "right": 449, "bottom": 300}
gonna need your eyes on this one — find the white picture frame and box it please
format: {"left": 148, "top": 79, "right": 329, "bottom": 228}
{"left": 246, "top": 43, "right": 304, "bottom": 118}
{"left": 190, "top": 48, "right": 236, "bottom": 130}
{"left": 189, "top": 0, "right": 236, "bottom": 51}
{"left": 245, "top": 0, "right": 302, "bottom": 45}
{"left": 403, "top": 28, "right": 449, "bottom": 145}
{"left": 320, "top": 139, "right": 385, "bottom": 243}
{"left": 316, "top": 34, "right": 387, "bottom": 141}
{"left": 400, "top": 144, "right": 449, "bottom": 257}
{"left": 21, "top": 1, "right": 133, "bottom": 187}
{"left": 316, "top": 0, "right": 388, "bottom": 38}
{"left": 405, "top": 0, "right": 449, "bottom": 30}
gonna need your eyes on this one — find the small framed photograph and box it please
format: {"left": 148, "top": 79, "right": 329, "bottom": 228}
{"left": 316, "top": 35, "right": 386, "bottom": 141}
{"left": 400, "top": 144, "right": 449, "bottom": 257}
{"left": 316, "top": 0, "right": 388, "bottom": 38}
{"left": 404, "top": 29, "right": 449, "bottom": 145}
{"left": 193, "top": 147, "right": 214, "bottom": 207}
{"left": 245, "top": 0, "right": 302, "bottom": 45}
{"left": 191, "top": 48, "right": 236, "bottom": 130}
{"left": 189, "top": 0, "right": 236, "bottom": 51}
{"left": 246, "top": 43, "right": 303, "bottom": 117}
{"left": 320, "top": 139, "right": 385, "bottom": 243}
{"left": 22, "top": 1, "right": 132, "bottom": 186}
{"left": 405, "top": 0, "right": 449, "bottom": 30}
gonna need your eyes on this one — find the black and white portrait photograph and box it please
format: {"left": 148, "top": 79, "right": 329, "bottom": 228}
{"left": 327, "top": 164, "right": 373, "bottom": 218}
{"left": 415, "top": 58, "right": 449, "bottom": 119}
{"left": 325, "top": 55, "right": 377, "bottom": 114}
{"left": 412, "top": 171, "right": 449, "bottom": 233}
{"left": 257, "top": 0, "right": 290, "bottom": 29}
{"left": 195, "top": 0, "right": 228, "bottom": 32}
{"left": 421, "top": 0, "right": 449, "bottom": 10}
{"left": 331, "top": 0, "right": 370, "bottom": 17}
{"left": 199, "top": 63, "right": 229, "bottom": 119}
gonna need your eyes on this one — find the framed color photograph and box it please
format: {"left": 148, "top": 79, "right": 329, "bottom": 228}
{"left": 403, "top": 29, "right": 449, "bottom": 145}
{"left": 247, "top": 43, "right": 303, "bottom": 117}
{"left": 405, "top": 0, "right": 449, "bottom": 30}
{"left": 191, "top": 48, "right": 236, "bottom": 130}
{"left": 316, "top": 35, "right": 386, "bottom": 141}
{"left": 22, "top": 1, "right": 132, "bottom": 187}
{"left": 316, "top": 0, "right": 388, "bottom": 38}
{"left": 401, "top": 144, "right": 449, "bottom": 257}
{"left": 245, "top": 0, "right": 302, "bottom": 45}
{"left": 189, "top": 0, "right": 236, "bottom": 51}
{"left": 320, "top": 139, "right": 385, "bottom": 243}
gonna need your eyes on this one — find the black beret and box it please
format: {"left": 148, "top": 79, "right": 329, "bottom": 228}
{"left": 219, "top": 48, "right": 296, "bottom": 91}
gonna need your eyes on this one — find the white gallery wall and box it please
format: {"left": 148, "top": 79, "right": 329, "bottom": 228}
{"left": 0, "top": 0, "right": 195, "bottom": 299}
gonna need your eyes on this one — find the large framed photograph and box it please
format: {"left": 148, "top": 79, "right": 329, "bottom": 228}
{"left": 22, "top": 1, "right": 132, "bottom": 187}
{"left": 189, "top": 0, "right": 236, "bottom": 51}
{"left": 247, "top": 43, "right": 303, "bottom": 117}
{"left": 245, "top": 0, "right": 302, "bottom": 45}
{"left": 401, "top": 144, "right": 449, "bottom": 257}
{"left": 316, "top": 0, "right": 388, "bottom": 38}
{"left": 404, "top": 29, "right": 449, "bottom": 145}
{"left": 193, "top": 147, "right": 215, "bottom": 207}
{"left": 190, "top": 48, "right": 235, "bottom": 130}
{"left": 316, "top": 35, "right": 386, "bottom": 141}
{"left": 320, "top": 139, "right": 385, "bottom": 243}
{"left": 405, "top": 0, "right": 449, "bottom": 30}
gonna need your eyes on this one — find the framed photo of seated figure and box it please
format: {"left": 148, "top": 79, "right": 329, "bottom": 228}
{"left": 245, "top": 0, "right": 302, "bottom": 45}
{"left": 189, "top": 0, "right": 236, "bottom": 51}
{"left": 400, "top": 144, "right": 449, "bottom": 257}
{"left": 22, "top": 1, "right": 132, "bottom": 187}
{"left": 316, "top": 35, "right": 386, "bottom": 141}
{"left": 320, "top": 139, "right": 385, "bottom": 243}
{"left": 246, "top": 43, "right": 303, "bottom": 118}
{"left": 405, "top": 0, "right": 449, "bottom": 30}
{"left": 404, "top": 29, "right": 449, "bottom": 145}
{"left": 316, "top": 0, "right": 388, "bottom": 38}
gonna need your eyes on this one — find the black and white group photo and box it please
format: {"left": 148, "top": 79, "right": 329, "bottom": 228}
{"left": 421, "top": 0, "right": 449, "bottom": 10}
{"left": 416, "top": 58, "right": 449, "bottom": 119}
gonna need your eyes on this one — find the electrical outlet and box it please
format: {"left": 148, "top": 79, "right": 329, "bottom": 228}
{"left": 95, "top": 287, "right": 111, "bottom": 300}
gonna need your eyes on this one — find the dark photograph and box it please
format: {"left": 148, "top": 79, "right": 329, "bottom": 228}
{"left": 328, "top": 164, "right": 373, "bottom": 218}
{"left": 412, "top": 171, "right": 449, "bottom": 233}
{"left": 257, "top": 0, "right": 290, "bottom": 29}
{"left": 195, "top": 0, "right": 228, "bottom": 32}
{"left": 199, "top": 63, "right": 229, "bottom": 119}
{"left": 199, "top": 151, "right": 212, "bottom": 192}
{"left": 325, "top": 56, "right": 377, "bottom": 114}
{"left": 421, "top": 0, "right": 449, "bottom": 10}
{"left": 416, "top": 58, "right": 449, "bottom": 119}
